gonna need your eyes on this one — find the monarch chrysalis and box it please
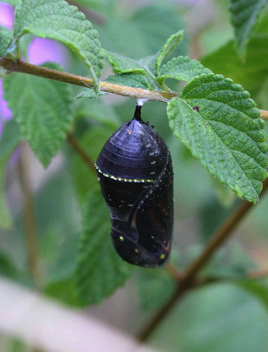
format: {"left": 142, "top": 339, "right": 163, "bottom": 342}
{"left": 95, "top": 105, "right": 173, "bottom": 268}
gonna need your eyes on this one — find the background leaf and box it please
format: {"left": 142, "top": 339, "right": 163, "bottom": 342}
{"left": 0, "top": 119, "right": 22, "bottom": 229}
{"left": 76, "top": 190, "right": 132, "bottom": 305}
{"left": 3, "top": 63, "right": 73, "bottom": 167}
{"left": 201, "top": 35, "right": 268, "bottom": 98}
{"left": 230, "top": 0, "right": 267, "bottom": 57}
{"left": 96, "top": 5, "right": 187, "bottom": 61}
{"left": 13, "top": 0, "right": 104, "bottom": 89}
{"left": 168, "top": 74, "right": 268, "bottom": 203}
{"left": 138, "top": 269, "right": 176, "bottom": 311}
{"left": 150, "top": 284, "right": 268, "bottom": 352}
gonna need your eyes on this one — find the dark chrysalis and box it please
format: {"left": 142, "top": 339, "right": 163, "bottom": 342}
{"left": 95, "top": 105, "right": 174, "bottom": 268}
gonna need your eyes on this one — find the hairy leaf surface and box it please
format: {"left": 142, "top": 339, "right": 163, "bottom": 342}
{"left": 158, "top": 56, "right": 212, "bottom": 84}
{"left": 13, "top": 0, "right": 104, "bottom": 89}
{"left": 3, "top": 63, "right": 73, "bottom": 167}
{"left": 230, "top": 0, "right": 267, "bottom": 57}
{"left": 168, "top": 74, "right": 268, "bottom": 203}
{"left": 76, "top": 191, "right": 132, "bottom": 305}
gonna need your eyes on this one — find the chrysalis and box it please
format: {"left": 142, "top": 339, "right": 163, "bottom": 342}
{"left": 95, "top": 105, "right": 173, "bottom": 268}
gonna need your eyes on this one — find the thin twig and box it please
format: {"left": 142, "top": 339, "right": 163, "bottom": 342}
{"left": 138, "top": 177, "right": 268, "bottom": 342}
{"left": 165, "top": 263, "right": 183, "bottom": 280}
{"left": 17, "top": 142, "right": 41, "bottom": 290}
{"left": 0, "top": 58, "right": 177, "bottom": 102}
{"left": 67, "top": 133, "right": 96, "bottom": 173}
{"left": 260, "top": 110, "right": 268, "bottom": 120}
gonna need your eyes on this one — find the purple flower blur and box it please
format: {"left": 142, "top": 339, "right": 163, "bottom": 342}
{"left": 0, "top": 3, "right": 69, "bottom": 134}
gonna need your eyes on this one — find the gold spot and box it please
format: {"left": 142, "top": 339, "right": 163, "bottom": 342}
{"left": 127, "top": 129, "right": 132, "bottom": 135}
{"left": 119, "top": 236, "right": 124, "bottom": 242}
{"left": 135, "top": 249, "right": 139, "bottom": 253}
{"left": 160, "top": 254, "right": 165, "bottom": 260}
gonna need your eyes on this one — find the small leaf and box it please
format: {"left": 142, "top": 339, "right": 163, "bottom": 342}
{"left": 76, "top": 191, "right": 132, "bottom": 305}
{"left": 157, "top": 56, "right": 212, "bottom": 84}
{"left": 105, "top": 51, "right": 146, "bottom": 75}
{"left": 230, "top": 0, "right": 267, "bottom": 57}
{"left": 138, "top": 269, "right": 176, "bottom": 311}
{"left": 106, "top": 73, "right": 151, "bottom": 89}
{"left": 167, "top": 74, "right": 268, "bottom": 203}
{"left": 0, "top": 119, "right": 22, "bottom": 230}
{"left": 13, "top": 0, "right": 104, "bottom": 90}
{"left": 0, "top": 27, "right": 12, "bottom": 58}
{"left": 155, "top": 30, "right": 184, "bottom": 75}
{"left": 75, "top": 89, "right": 108, "bottom": 100}
{"left": 3, "top": 63, "right": 73, "bottom": 167}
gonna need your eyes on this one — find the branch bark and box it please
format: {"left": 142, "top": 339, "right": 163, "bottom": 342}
{"left": 0, "top": 58, "right": 176, "bottom": 102}
{"left": 1, "top": 58, "right": 268, "bottom": 121}
{"left": 17, "top": 142, "right": 41, "bottom": 290}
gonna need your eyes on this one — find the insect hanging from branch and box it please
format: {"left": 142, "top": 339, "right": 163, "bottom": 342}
{"left": 95, "top": 103, "right": 174, "bottom": 268}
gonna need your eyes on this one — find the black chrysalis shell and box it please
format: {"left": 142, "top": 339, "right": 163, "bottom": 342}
{"left": 95, "top": 105, "right": 173, "bottom": 268}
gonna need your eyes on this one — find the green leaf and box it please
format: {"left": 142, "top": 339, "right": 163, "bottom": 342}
{"left": 0, "top": 27, "right": 12, "bottom": 58}
{"left": 0, "top": 154, "right": 13, "bottom": 230}
{"left": 76, "top": 191, "right": 132, "bottom": 305}
{"left": 167, "top": 74, "right": 268, "bottom": 203}
{"left": 0, "top": 0, "right": 18, "bottom": 4}
{"left": 0, "top": 250, "right": 20, "bottom": 279}
{"left": 150, "top": 283, "right": 268, "bottom": 352}
{"left": 0, "top": 249, "right": 30, "bottom": 285}
{"left": 131, "top": 5, "right": 187, "bottom": 59}
{"left": 155, "top": 30, "right": 184, "bottom": 75}
{"left": 3, "top": 63, "right": 73, "bottom": 167}
{"left": 72, "top": 127, "right": 114, "bottom": 203}
{"left": 45, "top": 278, "right": 81, "bottom": 306}
{"left": 138, "top": 269, "right": 176, "bottom": 311}
{"left": 0, "top": 119, "right": 22, "bottom": 230}
{"left": 13, "top": 0, "right": 104, "bottom": 90}
{"left": 97, "top": 5, "right": 187, "bottom": 62}
{"left": 201, "top": 35, "right": 268, "bottom": 97}
{"left": 237, "top": 280, "right": 268, "bottom": 307}
{"left": 230, "top": 0, "right": 267, "bottom": 57}
{"left": 157, "top": 56, "right": 212, "bottom": 84}
{"left": 106, "top": 73, "right": 151, "bottom": 89}
{"left": 105, "top": 51, "right": 146, "bottom": 75}
{"left": 0, "top": 119, "right": 22, "bottom": 161}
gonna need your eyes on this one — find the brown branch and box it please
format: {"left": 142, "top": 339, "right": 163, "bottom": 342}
{"left": 67, "top": 133, "right": 96, "bottom": 173}
{"left": 1, "top": 58, "right": 268, "bottom": 118}
{"left": 0, "top": 58, "right": 177, "bottom": 102}
{"left": 138, "top": 177, "right": 268, "bottom": 342}
{"left": 165, "top": 263, "right": 183, "bottom": 280}
{"left": 260, "top": 110, "right": 268, "bottom": 120}
{"left": 17, "top": 142, "right": 41, "bottom": 290}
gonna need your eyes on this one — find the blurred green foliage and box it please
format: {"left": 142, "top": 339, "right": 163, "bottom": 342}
{"left": 1, "top": 0, "right": 268, "bottom": 351}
